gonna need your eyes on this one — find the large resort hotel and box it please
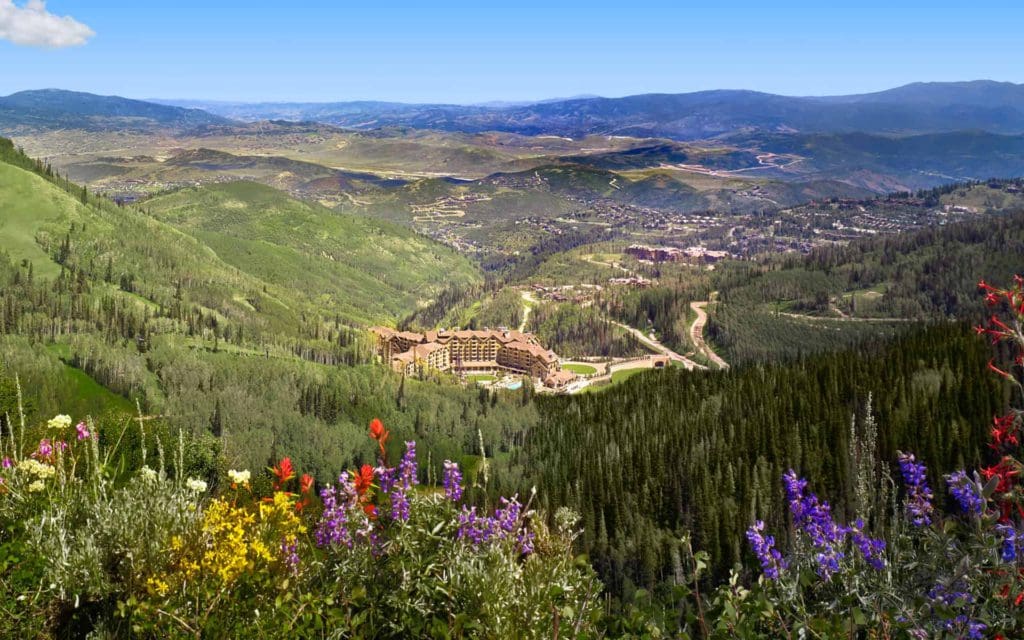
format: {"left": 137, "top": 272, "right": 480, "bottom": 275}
{"left": 369, "top": 327, "right": 577, "bottom": 389}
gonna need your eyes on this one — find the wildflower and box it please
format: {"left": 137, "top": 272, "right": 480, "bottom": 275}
{"left": 990, "top": 413, "right": 1019, "bottom": 449}
{"left": 997, "top": 523, "right": 1020, "bottom": 562}
{"left": 146, "top": 576, "right": 169, "bottom": 597}
{"left": 457, "top": 505, "right": 495, "bottom": 545}
{"left": 746, "top": 520, "right": 787, "bottom": 580}
{"left": 281, "top": 535, "right": 300, "bottom": 573}
{"left": 28, "top": 479, "right": 45, "bottom": 492}
{"left": 988, "top": 359, "right": 1013, "bottom": 380}
{"left": 316, "top": 474, "right": 354, "bottom": 548}
{"left": 227, "top": 469, "right": 250, "bottom": 485}
{"left": 946, "top": 470, "right": 985, "bottom": 516}
{"left": 848, "top": 518, "right": 886, "bottom": 570}
{"left": 389, "top": 442, "right": 417, "bottom": 522}
{"left": 369, "top": 418, "right": 389, "bottom": 458}
{"left": 186, "top": 478, "right": 208, "bottom": 493}
{"left": 17, "top": 458, "right": 55, "bottom": 478}
{"left": 897, "top": 453, "right": 934, "bottom": 526}
{"left": 295, "top": 473, "right": 315, "bottom": 512}
{"left": 376, "top": 465, "right": 397, "bottom": 494}
{"left": 1, "top": 457, "right": 11, "bottom": 469}
{"left": 398, "top": 441, "right": 418, "bottom": 488}
{"left": 390, "top": 485, "right": 410, "bottom": 521}
{"left": 781, "top": 469, "right": 847, "bottom": 579}
{"left": 443, "top": 460, "right": 463, "bottom": 502}
{"left": 74, "top": 421, "right": 90, "bottom": 440}
{"left": 494, "top": 495, "right": 523, "bottom": 535}
{"left": 353, "top": 464, "right": 374, "bottom": 498}
{"left": 270, "top": 457, "right": 295, "bottom": 489}
{"left": 34, "top": 438, "right": 53, "bottom": 459}
{"left": 46, "top": 414, "right": 71, "bottom": 430}
{"left": 139, "top": 465, "right": 158, "bottom": 482}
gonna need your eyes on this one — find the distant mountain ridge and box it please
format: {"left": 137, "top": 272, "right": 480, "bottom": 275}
{"left": 0, "top": 89, "right": 231, "bottom": 133}
{"left": 155, "top": 80, "right": 1024, "bottom": 139}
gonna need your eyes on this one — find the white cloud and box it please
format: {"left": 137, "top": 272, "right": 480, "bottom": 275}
{"left": 0, "top": 0, "right": 94, "bottom": 48}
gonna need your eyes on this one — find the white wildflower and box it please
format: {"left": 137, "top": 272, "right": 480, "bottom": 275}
{"left": 16, "top": 459, "right": 55, "bottom": 478}
{"left": 139, "top": 466, "right": 158, "bottom": 482}
{"left": 227, "top": 469, "right": 251, "bottom": 484}
{"left": 47, "top": 414, "right": 72, "bottom": 430}
{"left": 28, "top": 480, "right": 45, "bottom": 493}
{"left": 186, "top": 478, "right": 208, "bottom": 493}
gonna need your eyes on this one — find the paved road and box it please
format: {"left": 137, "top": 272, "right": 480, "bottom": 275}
{"left": 689, "top": 301, "right": 729, "bottom": 369}
{"left": 609, "top": 319, "right": 706, "bottom": 371}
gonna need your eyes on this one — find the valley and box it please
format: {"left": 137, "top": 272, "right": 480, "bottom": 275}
{"left": 3, "top": 79, "right": 1024, "bottom": 638}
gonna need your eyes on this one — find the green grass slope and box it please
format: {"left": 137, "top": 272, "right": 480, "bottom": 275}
{"left": 143, "top": 181, "right": 480, "bottom": 325}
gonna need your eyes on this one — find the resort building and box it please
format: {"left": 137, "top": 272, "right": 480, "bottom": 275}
{"left": 369, "top": 326, "right": 574, "bottom": 388}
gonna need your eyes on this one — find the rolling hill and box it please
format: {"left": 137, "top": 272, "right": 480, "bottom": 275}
{"left": 142, "top": 181, "right": 480, "bottom": 324}
{"left": 0, "top": 137, "right": 478, "bottom": 330}
{"left": 0, "top": 89, "right": 231, "bottom": 133}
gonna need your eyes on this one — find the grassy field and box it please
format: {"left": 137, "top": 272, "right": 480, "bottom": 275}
{"left": 0, "top": 163, "right": 72, "bottom": 279}
{"left": 465, "top": 374, "right": 497, "bottom": 384}
{"left": 562, "top": 363, "right": 597, "bottom": 375}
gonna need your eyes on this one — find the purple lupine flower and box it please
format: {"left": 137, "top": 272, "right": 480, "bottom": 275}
{"left": 315, "top": 471, "right": 355, "bottom": 548}
{"left": 493, "top": 495, "right": 522, "bottom": 536}
{"left": 782, "top": 470, "right": 809, "bottom": 519}
{"left": 75, "top": 421, "right": 90, "bottom": 441}
{"left": 398, "top": 441, "right": 417, "bottom": 488}
{"left": 281, "top": 536, "right": 300, "bottom": 573}
{"left": 376, "top": 465, "right": 397, "bottom": 494}
{"left": 390, "top": 485, "right": 410, "bottom": 521}
{"left": 965, "top": 621, "right": 987, "bottom": 639}
{"left": 848, "top": 518, "right": 886, "bottom": 570}
{"left": 746, "top": 520, "right": 787, "bottom": 580}
{"left": 782, "top": 470, "right": 847, "bottom": 579}
{"left": 946, "top": 470, "right": 984, "bottom": 516}
{"left": 997, "top": 523, "right": 1019, "bottom": 562}
{"left": 898, "top": 453, "right": 934, "bottom": 526}
{"left": 517, "top": 528, "right": 536, "bottom": 555}
{"left": 442, "top": 460, "right": 463, "bottom": 502}
{"left": 457, "top": 505, "right": 495, "bottom": 545}
{"left": 928, "top": 583, "right": 984, "bottom": 637}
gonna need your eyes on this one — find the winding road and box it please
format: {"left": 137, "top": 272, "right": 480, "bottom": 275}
{"left": 689, "top": 301, "right": 729, "bottom": 369}
{"left": 608, "top": 319, "right": 706, "bottom": 371}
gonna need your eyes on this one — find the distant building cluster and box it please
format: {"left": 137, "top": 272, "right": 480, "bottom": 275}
{"left": 625, "top": 244, "right": 729, "bottom": 264}
{"left": 369, "top": 327, "right": 577, "bottom": 389}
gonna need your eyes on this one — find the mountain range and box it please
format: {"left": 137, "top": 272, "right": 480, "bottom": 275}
{"left": 150, "top": 80, "right": 1024, "bottom": 139}
{"left": 1, "top": 80, "right": 1023, "bottom": 140}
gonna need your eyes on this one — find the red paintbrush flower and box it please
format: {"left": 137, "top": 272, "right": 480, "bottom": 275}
{"left": 270, "top": 457, "right": 295, "bottom": 490}
{"left": 300, "top": 473, "right": 313, "bottom": 494}
{"left": 363, "top": 503, "right": 377, "bottom": 519}
{"left": 354, "top": 464, "right": 374, "bottom": 498}
{"left": 369, "top": 418, "right": 389, "bottom": 458}
{"left": 991, "top": 413, "right": 1019, "bottom": 449}
{"left": 989, "top": 359, "right": 1013, "bottom": 380}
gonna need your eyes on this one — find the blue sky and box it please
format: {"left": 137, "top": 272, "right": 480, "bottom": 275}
{"left": 1, "top": 0, "right": 1022, "bottom": 103}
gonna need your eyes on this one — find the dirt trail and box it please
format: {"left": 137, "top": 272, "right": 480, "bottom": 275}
{"left": 519, "top": 291, "right": 537, "bottom": 332}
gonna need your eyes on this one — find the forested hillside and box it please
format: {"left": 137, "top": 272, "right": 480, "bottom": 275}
{"left": 494, "top": 323, "right": 1003, "bottom": 600}
{"left": 0, "top": 138, "right": 507, "bottom": 479}
{"left": 709, "top": 208, "right": 1024, "bottom": 362}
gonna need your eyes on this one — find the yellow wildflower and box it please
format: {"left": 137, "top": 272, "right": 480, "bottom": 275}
{"left": 146, "top": 576, "right": 169, "bottom": 597}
